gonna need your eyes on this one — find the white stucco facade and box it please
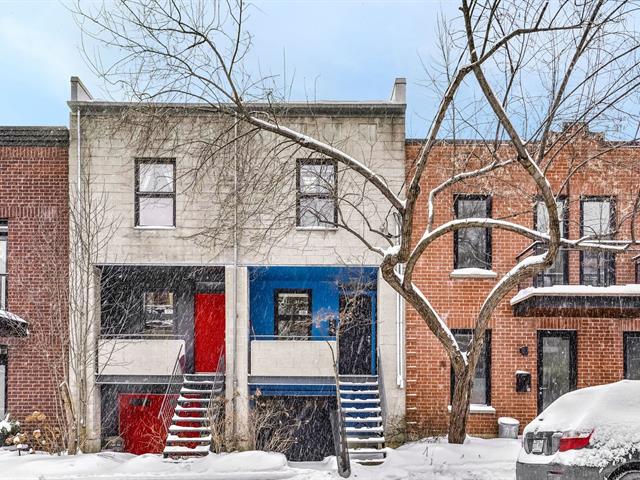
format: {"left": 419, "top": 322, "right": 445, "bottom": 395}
{"left": 68, "top": 77, "right": 407, "bottom": 451}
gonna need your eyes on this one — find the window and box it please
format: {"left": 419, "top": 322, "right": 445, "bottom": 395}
{"left": 0, "top": 221, "right": 6, "bottom": 310}
{"left": 274, "top": 290, "right": 312, "bottom": 338}
{"left": 624, "top": 332, "right": 640, "bottom": 380}
{"left": 296, "top": 160, "right": 337, "bottom": 228}
{"left": 454, "top": 195, "right": 492, "bottom": 270}
{"left": 580, "top": 197, "right": 615, "bottom": 286}
{"left": 143, "top": 291, "right": 175, "bottom": 331}
{"left": 451, "top": 330, "right": 491, "bottom": 405}
{"left": 135, "top": 159, "right": 175, "bottom": 227}
{"left": 534, "top": 198, "right": 569, "bottom": 286}
{"left": 0, "top": 346, "right": 6, "bottom": 416}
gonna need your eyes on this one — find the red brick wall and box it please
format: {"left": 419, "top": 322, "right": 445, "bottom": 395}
{"left": 404, "top": 131, "right": 640, "bottom": 437}
{"left": 0, "top": 143, "right": 69, "bottom": 429}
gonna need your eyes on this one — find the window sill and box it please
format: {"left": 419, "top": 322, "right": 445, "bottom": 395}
{"left": 447, "top": 404, "right": 496, "bottom": 414}
{"left": 295, "top": 226, "right": 338, "bottom": 232}
{"left": 134, "top": 225, "right": 176, "bottom": 230}
{"left": 450, "top": 268, "right": 497, "bottom": 279}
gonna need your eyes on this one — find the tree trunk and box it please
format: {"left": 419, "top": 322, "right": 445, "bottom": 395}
{"left": 59, "top": 381, "right": 78, "bottom": 454}
{"left": 448, "top": 364, "right": 472, "bottom": 444}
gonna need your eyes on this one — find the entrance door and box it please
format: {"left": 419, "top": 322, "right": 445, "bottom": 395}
{"left": 194, "top": 293, "right": 225, "bottom": 372}
{"left": 537, "top": 330, "right": 577, "bottom": 413}
{"left": 338, "top": 294, "right": 372, "bottom": 375}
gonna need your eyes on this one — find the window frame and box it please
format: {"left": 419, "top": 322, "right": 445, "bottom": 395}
{"left": 623, "top": 331, "right": 640, "bottom": 380}
{"left": 532, "top": 197, "right": 570, "bottom": 287}
{"left": 450, "top": 329, "right": 492, "bottom": 406}
{"left": 0, "top": 345, "right": 7, "bottom": 416}
{"left": 295, "top": 159, "right": 338, "bottom": 229}
{"left": 0, "top": 220, "right": 7, "bottom": 310}
{"left": 579, "top": 196, "right": 616, "bottom": 286}
{"left": 273, "top": 288, "right": 313, "bottom": 339}
{"left": 134, "top": 158, "right": 177, "bottom": 228}
{"left": 453, "top": 194, "right": 492, "bottom": 270}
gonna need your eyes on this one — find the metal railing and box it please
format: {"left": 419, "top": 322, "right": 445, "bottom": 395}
{"left": 330, "top": 357, "right": 351, "bottom": 478}
{"left": 157, "top": 344, "right": 184, "bottom": 432}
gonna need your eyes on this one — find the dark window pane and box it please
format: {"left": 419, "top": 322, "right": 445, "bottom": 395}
{"left": 144, "top": 291, "right": 174, "bottom": 330}
{"left": 299, "top": 197, "right": 335, "bottom": 228}
{"left": 582, "top": 251, "right": 614, "bottom": 286}
{"left": 138, "top": 163, "right": 174, "bottom": 193}
{"left": 455, "top": 197, "right": 490, "bottom": 269}
{"left": 535, "top": 200, "right": 567, "bottom": 286}
{"left": 277, "top": 292, "right": 310, "bottom": 316}
{"left": 276, "top": 291, "right": 312, "bottom": 338}
{"left": 453, "top": 331, "right": 489, "bottom": 405}
{"left": 138, "top": 197, "right": 174, "bottom": 227}
{"left": 626, "top": 335, "right": 640, "bottom": 380}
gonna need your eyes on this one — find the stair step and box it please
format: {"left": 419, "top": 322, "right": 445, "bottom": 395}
{"left": 340, "top": 398, "right": 380, "bottom": 404}
{"left": 166, "top": 434, "right": 212, "bottom": 443}
{"left": 339, "top": 382, "right": 378, "bottom": 387}
{"left": 339, "top": 390, "right": 379, "bottom": 396}
{"left": 346, "top": 426, "right": 384, "bottom": 434}
{"left": 344, "top": 416, "right": 383, "bottom": 423}
{"left": 178, "top": 396, "right": 211, "bottom": 403}
{"left": 341, "top": 407, "right": 381, "bottom": 414}
{"left": 175, "top": 406, "right": 209, "bottom": 413}
{"left": 163, "top": 445, "right": 210, "bottom": 455}
{"left": 169, "top": 425, "right": 211, "bottom": 433}
{"left": 346, "top": 436, "right": 385, "bottom": 444}
{"left": 181, "top": 387, "right": 214, "bottom": 394}
{"left": 172, "top": 415, "right": 209, "bottom": 423}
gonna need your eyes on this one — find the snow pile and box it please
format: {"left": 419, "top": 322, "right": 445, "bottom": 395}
{"left": 521, "top": 380, "right": 640, "bottom": 468}
{"left": 0, "top": 437, "right": 522, "bottom": 480}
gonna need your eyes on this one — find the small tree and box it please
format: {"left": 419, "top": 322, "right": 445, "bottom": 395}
{"left": 74, "top": 0, "right": 640, "bottom": 443}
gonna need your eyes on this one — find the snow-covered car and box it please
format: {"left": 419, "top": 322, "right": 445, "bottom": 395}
{"left": 516, "top": 380, "right": 640, "bottom": 479}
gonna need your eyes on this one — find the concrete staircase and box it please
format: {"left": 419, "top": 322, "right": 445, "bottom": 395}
{"left": 339, "top": 375, "right": 386, "bottom": 466}
{"left": 162, "top": 373, "right": 224, "bottom": 458}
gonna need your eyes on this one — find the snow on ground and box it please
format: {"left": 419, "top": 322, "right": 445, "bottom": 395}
{"left": 0, "top": 436, "right": 521, "bottom": 480}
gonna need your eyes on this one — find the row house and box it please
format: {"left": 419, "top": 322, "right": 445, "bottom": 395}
{"left": 67, "top": 77, "right": 407, "bottom": 461}
{"left": 0, "top": 127, "right": 69, "bottom": 428}
{"left": 405, "top": 128, "right": 640, "bottom": 437}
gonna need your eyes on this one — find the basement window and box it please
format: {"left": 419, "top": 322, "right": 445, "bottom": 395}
{"left": 275, "top": 290, "right": 312, "bottom": 338}
{"left": 135, "top": 159, "right": 176, "bottom": 227}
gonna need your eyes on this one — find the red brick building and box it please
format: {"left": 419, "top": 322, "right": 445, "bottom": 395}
{"left": 0, "top": 127, "right": 69, "bottom": 426}
{"left": 404, "top": 127, "right": 640, "bottom": 437}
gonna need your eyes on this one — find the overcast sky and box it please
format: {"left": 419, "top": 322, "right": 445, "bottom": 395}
{"left": 0, "top": 1, "right": 456, "bottom": 137}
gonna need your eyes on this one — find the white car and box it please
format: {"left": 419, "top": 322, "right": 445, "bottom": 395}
{"left": 517, "top": 380, "right": 640, "bottom": 480}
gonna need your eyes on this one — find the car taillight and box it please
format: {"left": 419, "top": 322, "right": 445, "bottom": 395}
{"left": 558, "top": 430, "right": 593, "bottom": 452}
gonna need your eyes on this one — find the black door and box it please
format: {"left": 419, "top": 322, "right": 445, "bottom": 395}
{"left": 537, "top": 330, "right": 577, "bottom": 413}
{"left": 338, "top": 294, "right": 372, "bottom": 375}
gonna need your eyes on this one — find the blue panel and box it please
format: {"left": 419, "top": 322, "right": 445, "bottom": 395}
{"left": 248, "top": 266, "right": 377, "bottom": 339}
{"left": 249, "top": 383, "right": 336, "bottom": 397}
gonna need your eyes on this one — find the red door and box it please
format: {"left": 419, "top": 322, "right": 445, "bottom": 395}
{"left": 194, "top": 293, "right": 225, "bottom": 372}
{"left": 118, "top": 393, "right": 167, "bottom": 454}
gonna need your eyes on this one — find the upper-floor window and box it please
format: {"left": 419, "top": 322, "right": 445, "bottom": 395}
{"left": 275, "top": 289, "right": 312, "bottom": 338}
{"left": 534, "top": 198, "right": 568, "bottom": 286}
{"left": 580, "top": 197, "right": 615, "bottom": 286}
{"left": 454, "top": 195, "right": 492, "bottom": 270}
{"left": 451, "top": 329, "right": 491, "bottom": 405}
{"left": 135, "top": 159, "right": 176, "bottom": 227}
{"left": 296, "top": 160, "right": 337, "bottom": 228}
{"left": 0, "top": 221, "right": 7, "bottom": 310}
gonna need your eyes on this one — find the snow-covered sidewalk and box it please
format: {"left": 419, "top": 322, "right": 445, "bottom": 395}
{"left": 0, "top": 437, "right": 521, "bottom": 480}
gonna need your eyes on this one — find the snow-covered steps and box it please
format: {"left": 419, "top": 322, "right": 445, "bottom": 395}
{"left": 163, "top": 372, "right": 224, "bottom": 459}
{"left": 338, "top": 375, "right": 386, "bottom": 466}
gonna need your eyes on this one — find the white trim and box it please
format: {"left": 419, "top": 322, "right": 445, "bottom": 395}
{"left": 133, "top": 226, "right": 177, "bottom": 230}
{"left": 511, "top": 284, "right": 640, "bottom": 305}
{"left": 450, "top": 268, "right": 498, "bottom": 279}
{"left": 447, "top": 404, "right": 496, "bottom": 414}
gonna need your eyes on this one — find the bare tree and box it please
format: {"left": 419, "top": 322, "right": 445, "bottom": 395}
{"left": 73, "top": 0, "right": 640, "bottom": 443}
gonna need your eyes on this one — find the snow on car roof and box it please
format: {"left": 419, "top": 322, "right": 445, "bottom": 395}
{"left": 523, "top": 380, "right": 640, "bottom": 467}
